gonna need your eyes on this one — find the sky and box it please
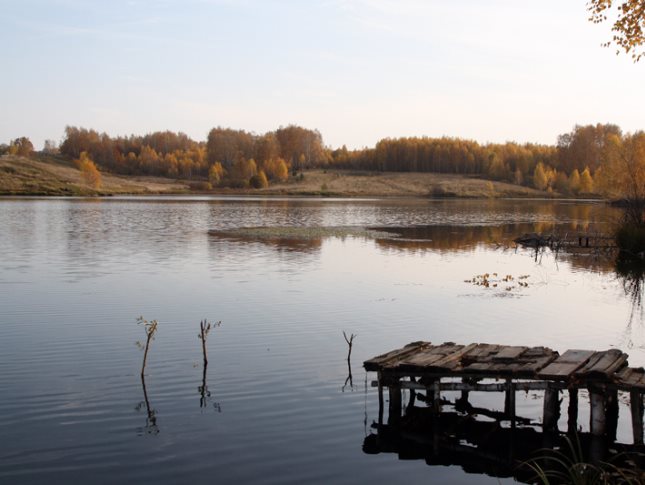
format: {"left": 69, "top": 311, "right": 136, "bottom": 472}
{"left": 1, "top": 0, "right": 644, "bottom": 150}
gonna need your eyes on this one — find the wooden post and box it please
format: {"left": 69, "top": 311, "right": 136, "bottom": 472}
{"left": 433, "top": 379, "right": 441, "bottom": 414}
{"left": 504, "top": 378, "right": 516, "bottom": 428}
{"left": 406, "top": 378, "right": 416, "bottom": 412}
{"left": 567, "top": 387, "right": 579, "bottom": 434}
{"left": 377, "top": 372, "right": 384, "bottom": 426}
{"left": 543, "top": 385, "right": 560, "bottom": 432}
{"left": 425, "top": 377, "right": 435, "bottom": 409}
{"left": 388, "top": 378, "right": 402, "bottom": 425}
{"left": 606, "top": 388, "right": 619, "bottom": 442}
{"left": 631, "top": 390, "right": 644, "bottom": 445}
{"left": 589, "top": 385, "right": 606, "bottom": 437}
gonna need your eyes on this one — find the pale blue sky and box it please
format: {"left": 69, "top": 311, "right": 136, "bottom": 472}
{"left": 1, "top": 0, "right": 643, "bottom": 150}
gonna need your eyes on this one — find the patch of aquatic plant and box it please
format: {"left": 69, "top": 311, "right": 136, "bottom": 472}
{"left": 521, "top": 435, "right": 645, "bottom": 485}
{"left": 466, "top": 273, "right": 530, "bottom": 292}
{"left": 209, "top": 226, "right": 396, "bottom": 241}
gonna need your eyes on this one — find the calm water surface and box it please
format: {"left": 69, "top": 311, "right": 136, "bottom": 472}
{"left": 0, "top": 197, "right": 643, "bottom": 484}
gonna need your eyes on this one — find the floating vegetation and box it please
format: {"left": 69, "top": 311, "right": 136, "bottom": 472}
{"left": 209, "top": 226, "right": 396, "bottom": 241}
{"left": 466, "top": 273, "right": 531, "bottom": 293}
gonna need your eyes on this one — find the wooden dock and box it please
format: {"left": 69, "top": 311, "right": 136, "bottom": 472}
{"left": 364, "top": 341, "right": 645, "bottom": 444}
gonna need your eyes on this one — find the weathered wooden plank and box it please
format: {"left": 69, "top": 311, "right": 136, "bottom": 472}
{"left": 616, "top": 367, "right": 645, "bottom": 390}
{"left": 538, "top": 349, "right": 595, "bottom": 380}
{"left": 425, "top": 343, "right": 479, "bottom": 371}
{"left": 364, "top": 341, "right": 430, "bottom": 371}
{"left": 460, "top": 344, "right": 502, "bottom": 365}
{"left": 493, "top": 346, "right": 528, "bottom": 361}
{"left": 517, "top": 354, "right": 560, "bottom": 375}
{"left": 400, "top": 343, "right": 463, "bottom": 369}
{"left": 575, "top": 349, "right": 628, "bottom": 379}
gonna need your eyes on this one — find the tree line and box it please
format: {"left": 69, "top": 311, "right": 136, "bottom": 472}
{"left": 1, "top": 122, "right": 642, "bottom": 195}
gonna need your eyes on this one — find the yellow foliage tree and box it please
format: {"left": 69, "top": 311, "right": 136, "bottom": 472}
{"left": 250, "top": 170, "right": 269, "bottom": 189}
{"left": 599, "top": 133, "right": 645, "bottom": 222}
{"left": 579, "top": 167, "right": 594, "bottom": 194}
{"left": 569, "top": 169, "right": 581, "bottom": 194}
{"left": 588, "top": 0, "right": 645, "bottom": 62}
{"left": 208, "top": 162, "right": 225, "bottom": 185}
{"left": 263, "top": 157, "right": 289, "bottom": 182}
{"left": 230, "top": 158, "right": 257, "bottom": 186}
{"left": 75, "top": 151, "right": 102, "bottom": 189}
{"left": 533, "top": 162, "right": 548, "bottom": 190}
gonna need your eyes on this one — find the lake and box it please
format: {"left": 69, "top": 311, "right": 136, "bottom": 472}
{"left": 0, "top": 196, "right": 642, "bottom": 484}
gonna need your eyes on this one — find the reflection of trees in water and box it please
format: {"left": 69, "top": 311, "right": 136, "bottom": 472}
{"left": 615, "top": 257, "right": 645, "bottom": 348}
{"left": 210, "top": 222, "right": 619, "bottom": 273}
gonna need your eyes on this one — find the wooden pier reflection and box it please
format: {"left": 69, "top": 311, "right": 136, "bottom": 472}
{"left": 363, "top": 341, "right": 645, "bottom": 481}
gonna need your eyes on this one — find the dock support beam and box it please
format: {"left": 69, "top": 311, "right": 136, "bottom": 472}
{"left": 606, "top": 389, "right": 619, "bottom": 442}
{"left": 388, "top": 378, "right": 401, "bottom": 426}
{"left": 377, "top": 372, "right": 384, "bottom": 426}
{"left": 543, "top": 385, "right": 560, "bottom": 432}
{"left": 504, "top": 378, "right": 516, "bottom": 428}
{"left": 589, "top": 385, "right": 606, "bottom": 437}
{"left": 631, "top": 391, "right": 644, "bottom": 445}
{"left": 567, "top": 388, "right": 579, "bottom": 434}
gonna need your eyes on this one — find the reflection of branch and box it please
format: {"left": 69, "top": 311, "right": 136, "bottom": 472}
{"left": 342, "top": 359, "right": 354, "bottom": 392}
{"left": 615, "top": 257, "right": 645, "bottom": 348}
{"left": 199, "top": 362, "right": 210, "bottom": 408}
{"left": 136, "top": 374, "right": 159, "bottom": 435}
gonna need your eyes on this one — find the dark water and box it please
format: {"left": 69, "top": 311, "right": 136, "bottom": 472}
{"left": 0, "top": 196, "right": 642, "bottom": 484}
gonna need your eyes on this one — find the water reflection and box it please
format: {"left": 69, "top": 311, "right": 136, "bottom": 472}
{"left": 136, "top": 375, "right": 159, "bottom": 435}
{"left": 363, "top": 412, "right": 644, "bottom": 484}
{"left": 615, "top": 257, "right": 645, "bottom": 349}
{"left": 209, "top": 222, "right": 620, "bottom": 274}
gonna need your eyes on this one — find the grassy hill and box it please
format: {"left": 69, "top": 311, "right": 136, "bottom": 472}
{"left": 0, "top": 155, "right": 189, "bottom": 196}
{"left": 0, "top": 154, "right": 562, "bottom": 198}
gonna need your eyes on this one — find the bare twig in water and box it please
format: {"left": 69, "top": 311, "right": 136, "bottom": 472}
{"left": 342, "top": 331, "right": 357, "bottom": 392}
{"left": 343, "top": 330, "right": 356, "bottom": 361}
{"left": 197, "top": 319, "right": 221, "bottom": 409}
{"left": 198, "top": 319, "right": 221, "bottom": 367}
{"left": 136, "top": 316, "right": 158, "bottom": 377}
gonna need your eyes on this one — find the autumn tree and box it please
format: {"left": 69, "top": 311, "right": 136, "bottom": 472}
{"left": 275, "top": 125, "right": 326, "bottom": 171}
{"left": 208, "top": 162, "right": 225, "bottom": 186}
{"left": 599, "top": 133, "right": 645, "bottom": 223}
{"left": 75, "top": 151, "right": 102, "bottom": 188}
{"left": 569, "top": 169, "right": 582, "bottom": 194}
{"left": 588, "top": 0, "right": 645, "bottom": 61}
{"left": 249, "top": 170, "right": 269, "bottom": 189}
{"left": 263, "top": 157, "right": 289, "bottom": 182}
{"left": 580, "top": 167, "right": 595, "bottom": 194}
{"left": 8, "top": 137, "right": 34, "bottom": 157}
{"left": 229, "top": 158, "right": 257, "bottom": 187}
{"left": 206, "top": 127, "right": 255, "bottom": 169}
{"left": 533, "top": 162, "right": 549, "bottom": 190}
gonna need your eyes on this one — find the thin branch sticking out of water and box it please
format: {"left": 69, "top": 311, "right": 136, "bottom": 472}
{"left": 136, "top": 316, "right": 158, "bottom": 377}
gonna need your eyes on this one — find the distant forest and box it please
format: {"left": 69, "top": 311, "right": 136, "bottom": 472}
{"left": 0, "top": 123, "right": 633, "bottom": 194}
